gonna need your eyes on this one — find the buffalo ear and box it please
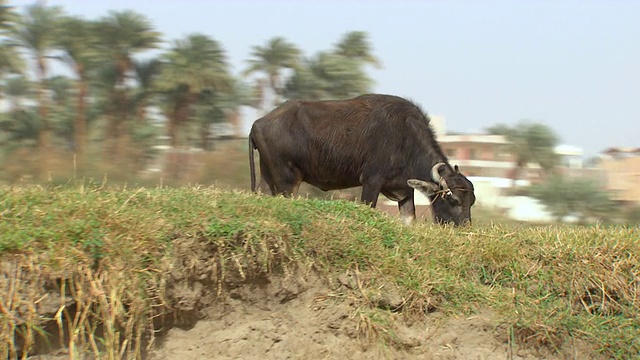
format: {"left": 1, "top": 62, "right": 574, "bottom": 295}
{"left": 407, "top": 179, "right": 440, "bottom": 196}
{"left": 454, "top": 164, "right": 460, "bottom": 173}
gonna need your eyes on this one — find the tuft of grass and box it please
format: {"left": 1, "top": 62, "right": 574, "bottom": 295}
{"left": 0, "top": 184, "right": 638, "bottom": 359}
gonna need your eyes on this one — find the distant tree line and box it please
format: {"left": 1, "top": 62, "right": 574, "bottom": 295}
{"left": 0, "top": 1, "right": 380, "bottom": 180}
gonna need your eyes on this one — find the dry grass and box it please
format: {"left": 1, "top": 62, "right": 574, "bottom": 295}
{"left": 1, "top": 184, "right": 639, "bottom": 359}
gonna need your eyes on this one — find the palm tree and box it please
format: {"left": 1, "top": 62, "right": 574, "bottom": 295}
{"left": 47, "top": 75, "right": 72, "bottom": 104}
{"left": 4, "top": 74, "right": 31, "bottom": 110}
{"left": 196, "top": 78, "right": 256, "bottom": 149}
{"left": 94, "top": 10, "right": 161, "bottom": 155}
{"left": 243, "top": 37, "right": 300, "bottom": 110}
{"left": 47, "top": 75, "right": 74, "bottom": 149}
{"left": 284, "top": 52, "right": 373, "bottom": 101}
{"left": 0, "top": 0, "right": 16, "bottom": 32}
{"left": 283, "top": 57, "right": 328, "bottom": 100}
{"left": 221, "top": 79, "right": 256, "bottom": 139}
{"left": 487, "top": 121, "right": 560, "bottom": 185}
{"left": 10, "top": 2, "right": 63, "bottom": 176}
{"left": 128, "top": 58, "right": 162, "bottom": 171}
{"left": 0, "top": 75, "right": 36, "bottom": 146}
{"left": 334, "top": 31, "right": 381, "bottom": 68}
{"left": 0, "top": 0, "right": 23, "bottom": 100}
{"left": 132, "top": 58, "right": 162, "bottom": 124}
{"left": 312, "top": 52, "right": 372, "bottom": 99}
{"left": 157, "top": 33, "right": 230, "bottom": 149}
{"left": 55, "top": 16, "right": 97, "bottom": 163}
{"left": 0, "top": 44, "right": 24, "bottom": 100}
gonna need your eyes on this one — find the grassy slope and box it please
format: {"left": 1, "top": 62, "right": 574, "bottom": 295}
{"left": 1, "top": 184, "right": 639, "bottom": 358}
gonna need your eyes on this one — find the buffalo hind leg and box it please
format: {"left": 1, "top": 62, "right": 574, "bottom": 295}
{"left": 272, "top": 166, "right": 303, "bottom": 197}
{"left": 398, "top": 196, "right": 416, "bottom": 225}
{"left": 360, "top": 179, "right": 383, "bottom": 208}
{"left": 258, "top": 160, "right": 277, "bottom": 195}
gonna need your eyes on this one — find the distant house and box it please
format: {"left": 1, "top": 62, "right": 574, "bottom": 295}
{"left": 433, "top": 117, "right": 590, "bottom": 185}
{"left": 555, "top": 144, "right": 584, "bottom": 169}
{"left": 438, "top": 133, "right": 529, "bottom": 179}
{"left": 598, "top": 147, "right": 640, "bottom": 204}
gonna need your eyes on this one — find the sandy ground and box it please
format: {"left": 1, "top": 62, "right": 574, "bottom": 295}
{"left": 148, "top": 275, "right": 597, "bottom": 360}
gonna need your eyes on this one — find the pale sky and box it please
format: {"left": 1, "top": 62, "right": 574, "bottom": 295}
{"left": 11, "top": 0, "right": 640, "bottom": 158}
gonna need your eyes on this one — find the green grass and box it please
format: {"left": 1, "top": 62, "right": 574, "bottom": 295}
{"left": 1, "top": 183, "right": 639, "bottom": 359}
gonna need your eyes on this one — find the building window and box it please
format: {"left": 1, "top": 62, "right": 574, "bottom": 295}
{"left": 494, "top": 147, "right": 511, "bottom": 161}
{"left": 469, "top": 148, "right": 478, "bottom": 160}
{"left": 446, "top": 148, "right": 457, "bottom": 158}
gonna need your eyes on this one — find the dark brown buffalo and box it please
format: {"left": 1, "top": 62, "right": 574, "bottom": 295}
{"left": 248, "top": 94, "right": 475, "bottom": 226}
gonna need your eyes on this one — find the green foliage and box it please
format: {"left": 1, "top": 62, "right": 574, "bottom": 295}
{"left": 243, "top": 36, "right": 301, "bottom": 80}
{"left": 0, "top": 0, "right": 16, "bottom": 31}
{"left": 157, "top": 33, "right": 230, "bottom": 94}
{"left": 3, "top": 74, "right": 31, "bottom": 103}
{"left": 94, "top": 10, "right": 162, "bottom": 63}
{"left": 132, "top": 57, "right": 162, "bottom": 118}
{"left": 10, "top": 2, "right": 64, "bottom": 61}
{"left": 47, "top": 75, "right": 72, "bottom": 104}
{"left": 528, "top": 176, "right": 617, "bottom": 223}
{"left": 284, "top": 31, "right": 379, "bottom": 101}
{"left": 334, "top": 30, "right": 382, "bottom": 68}
{"left": 157, "top": 33, "right": 233, "bottom": 149}
{"left": 0, "top": 107, "right": 39, "bottom": 144}
{"left": 0, "top": 1, "right": 22, "bottom": 75}
{"left": 55, "top": 15, "right": 99, "bottom": 73}
{"left": 282, "top": 59, "right": 328, "bottom": 100}
{"left": 0, "top": 42, "right": 24, "bottom": 76}
{"left": 0, "top": 2, "right": 380, "bottom": 179}
{"left": 243, "top": 36, "right": 301, "bottom": 108}
{"left": 285, "top": 51, "right": 373, "bottom": 100}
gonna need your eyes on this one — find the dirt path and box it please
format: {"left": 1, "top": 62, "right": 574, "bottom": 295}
{"left": 149, "top": 275, "right": 596, "bottom": 360}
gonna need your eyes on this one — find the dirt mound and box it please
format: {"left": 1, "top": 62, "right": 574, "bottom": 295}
{"left": 149, "top": 273, "right": 598, "bottom": 360}
{"left": 11, "top": 230, "right": 601, "bottom": 360}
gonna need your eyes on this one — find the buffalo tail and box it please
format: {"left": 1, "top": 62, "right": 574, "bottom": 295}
{"left": 249, "top": 134, "right": 257, "bottom": 192}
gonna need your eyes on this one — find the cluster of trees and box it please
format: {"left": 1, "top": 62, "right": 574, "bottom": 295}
{"left": 528, "top": 176, "right": 616, "bottom": 223}
{"left": 0, "top": 1, "right": 380, "bottom": 180}
{"left": 526, "top": 176, "right": 640, "bottom": 225}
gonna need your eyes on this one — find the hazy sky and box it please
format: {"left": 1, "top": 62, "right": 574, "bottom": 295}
{"left": 12, "top": 0, "right": 640, "bottom": 157}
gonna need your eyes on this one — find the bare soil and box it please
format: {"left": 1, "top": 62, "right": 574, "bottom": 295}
{"left": 148, "top": 274, "right": 599, "bottom": 360}
{"left": 20, "top": 233, "right": 601, "bottom": 360}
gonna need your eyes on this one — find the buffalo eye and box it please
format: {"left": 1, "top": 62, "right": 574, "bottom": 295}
{"left": 449, "top": 194, "right": 461, "bottom": 207}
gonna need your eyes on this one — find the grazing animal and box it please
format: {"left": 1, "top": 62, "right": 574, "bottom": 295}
{"left": 248, "top": 94, "right": 475, "bottom": 226}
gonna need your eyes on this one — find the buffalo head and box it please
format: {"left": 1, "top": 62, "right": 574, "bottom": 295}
{"left": 407, "top": 163, "right": 475, "bottom": 227}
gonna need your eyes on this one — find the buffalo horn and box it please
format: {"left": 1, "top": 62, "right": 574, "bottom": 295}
{"left": 430, "top": 162, "right": 449, "bottom": 190}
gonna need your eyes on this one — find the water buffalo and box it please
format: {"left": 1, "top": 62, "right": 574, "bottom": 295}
{"left": 248, "top": 94, "right": 475, "bottom": 226}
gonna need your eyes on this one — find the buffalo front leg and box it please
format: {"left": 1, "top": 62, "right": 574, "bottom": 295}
{"left": 398, "top": 196, "right": 416, "bottom": 225}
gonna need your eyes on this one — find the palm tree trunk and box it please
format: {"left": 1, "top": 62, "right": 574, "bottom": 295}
{"left": 167, "top": 91, "right": 194, "bottom": 179}
{"left": 74, "top": 65, "right": 88, "bottom": 170}
{"left": 167, "top": 97, "right": 183, "bottom": 179}
{"left": 136, "top": 100, "right": 147, "bottom": 125}
{"left": 200, "top": 122, "right": 210, "bottom": 151}
{"left": 269, "top": 73, "right": 280, "bottom": 108}
{"left": 36, "top": 56, "right": 50, "bottom": 181}
{"left": 112, "top": 56, "right": 131, "bottom": 161}
{"left": 103, "top": 91, "right": 118, "bottom": 160}
{"left": 228, "top": 110, "right": 242, "bottom": 138}
{"left": 253, "top": 78, "right": 266, "bottom": 114}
